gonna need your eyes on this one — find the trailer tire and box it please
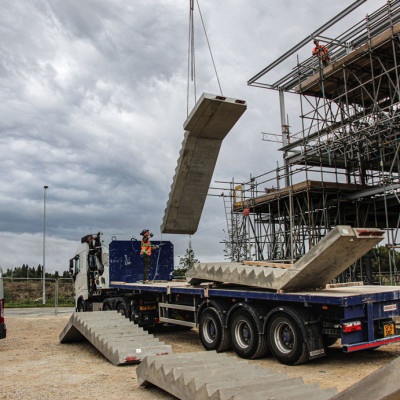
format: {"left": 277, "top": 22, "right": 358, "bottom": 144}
{"left": 103, "top": 300, "right": 113, "bottom": 311}
{"left": 230, "top": 310, "right": 260, "bottom": 359}
{"left": 116, "top": 301, "right": 128, "bottom": 318}
{"left": 267, "top": 313, "right": 307, "bottom": 365}
{"left": 199, "top": 307, "right": 231, "bottom": 352}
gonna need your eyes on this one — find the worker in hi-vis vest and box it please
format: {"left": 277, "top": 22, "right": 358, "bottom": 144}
{"left": 312, "top": 39, "right": 331, "bottom": 68}
{"left": 140, "top": 229, "right": 159, "bottom": 283}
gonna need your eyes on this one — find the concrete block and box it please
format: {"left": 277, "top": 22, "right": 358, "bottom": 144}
{"left": 161, "top": 93, "right": 247, "bottom": 235}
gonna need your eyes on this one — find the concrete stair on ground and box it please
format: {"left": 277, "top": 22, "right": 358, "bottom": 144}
{"left": 329, "top": 354, "right": 400, "bottom": 400}
{"left": 136, "top": 351, "right": 337, "bottom": 400}
{"left": 161, "top": 93, "right": 247, "bottom": 235}
{"left": 59, "top": 311, "right": 172, "bottom": 365}
{"left": 186, "top": 226, "right": 384, "bottom": 291}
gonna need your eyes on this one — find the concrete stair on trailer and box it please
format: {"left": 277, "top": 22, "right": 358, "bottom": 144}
{"left": 186, "top": 226, "right": 385, "bottom": 291}
{"left": 161, "top": 92, "right": 247, "bottom": 235}
{"left": 59, "top": 311, "right": 172, "bottom": 365}
{"left": 136, "top": 351, "right": 338, "bottom": 400}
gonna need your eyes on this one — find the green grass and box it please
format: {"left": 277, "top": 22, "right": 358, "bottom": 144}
{"left": 5, "top": 300, "right": 74, "bottom": 308}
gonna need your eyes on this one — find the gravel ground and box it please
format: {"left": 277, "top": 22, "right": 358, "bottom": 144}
{"left": 0, "top": 310, "right": 399, "bottom": 399}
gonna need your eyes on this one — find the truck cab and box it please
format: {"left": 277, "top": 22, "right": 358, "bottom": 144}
{"left": 71, "top": 233, "right": 174, "bottom": 314}
{"left": 70, "top": 233, "right": 109, "bottom": 311}
{"left": 0, "top": 268, "right": 6, "bottom": 339}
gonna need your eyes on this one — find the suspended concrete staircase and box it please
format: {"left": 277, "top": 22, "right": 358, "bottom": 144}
{"left": 161, "top": 93, "right": 247, "bottom": 235}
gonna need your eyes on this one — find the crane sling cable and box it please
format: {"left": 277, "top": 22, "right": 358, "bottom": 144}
{"left": 153, "top": 233, "right": 164, "bottom": 280}
{"left": 186, "top": 0, "right": 223, "bottom": 116}
{"left": 187, "top": 0, "right": 196, "bottom": 116}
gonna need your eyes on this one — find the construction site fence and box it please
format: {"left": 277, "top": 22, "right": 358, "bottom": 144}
{"left": 2, "top": 277, "right": 74, "bottom": 315}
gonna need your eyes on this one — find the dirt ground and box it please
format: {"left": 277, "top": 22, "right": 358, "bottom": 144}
{"left": 1, "top": 312, "right": 399, "bottom": 399}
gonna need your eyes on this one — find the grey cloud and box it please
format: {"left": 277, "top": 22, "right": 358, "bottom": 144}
{"left": 0, "top": 0, "right": 381, "bottom": 271}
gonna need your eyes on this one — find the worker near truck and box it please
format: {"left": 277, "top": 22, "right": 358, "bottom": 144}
{"left": 140, "top": 229, "right": 159, "bottom": 283}
{"left": 312, "top": 39, "right": 330, "bottom": 67}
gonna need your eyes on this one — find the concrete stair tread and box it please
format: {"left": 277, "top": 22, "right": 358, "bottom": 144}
{"left": 175, "top": 364, "right": 265, "bottom": 387}
{"left": 156, "top": 358, "right": 235, "bottom": 373}
{"left": 231, "top": 384, "right": 337, "bottom": 400}
{"left": 207, "top": 373, "right": 297, "bottom": 395}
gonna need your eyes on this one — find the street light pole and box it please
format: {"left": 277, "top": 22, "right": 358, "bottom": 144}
{"left": 42, "top": 185, "right": 48, "bottom": 305}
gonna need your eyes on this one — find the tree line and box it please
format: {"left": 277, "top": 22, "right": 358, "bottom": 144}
{"left": 2, "top": 264, "right": 71, "bottom": 279}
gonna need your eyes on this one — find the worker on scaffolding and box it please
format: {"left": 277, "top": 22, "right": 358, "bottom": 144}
{"left": 312, "top": 39, "right": 331, "bottom": 68}
{"left": 140, "top": 229, "right": 159, "bottom": 283}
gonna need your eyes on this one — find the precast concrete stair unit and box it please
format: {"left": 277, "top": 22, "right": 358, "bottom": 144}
{"left": 329, "top": 354, "right": 400, "bottom": 400}
{"left": 161, "top": 93, "right": 247, "bottom": 235}
{"left": 186, "top": 226, "right": 384, "bottom": 291}
{"left": 136, "top": 351, "right": 338, "bottom": 400}
{"left": 59, "top": 311, "right": 172, "bottom": 365}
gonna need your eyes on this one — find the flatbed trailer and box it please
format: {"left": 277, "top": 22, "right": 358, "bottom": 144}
{"left": 71, "top": 233, "right": 400, "bottom": 365}
{"left": 101, "top": 280, "right": 400, "bottom": 365}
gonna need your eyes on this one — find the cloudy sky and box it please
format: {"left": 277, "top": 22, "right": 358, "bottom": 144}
{"left": 0, "top": 0, "right": 381, "bottom": 272}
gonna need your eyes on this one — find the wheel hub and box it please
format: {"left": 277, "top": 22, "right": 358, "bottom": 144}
{"left": 274, "top": 321, "right": 295, "bottom": 354}
{"left": 235, "top": 320, "right": 252, "bottom": 348}
{"left": 204, "top": 319, "right": 217, "bottom": 343}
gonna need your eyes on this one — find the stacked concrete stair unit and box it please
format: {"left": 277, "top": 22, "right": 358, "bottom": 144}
{"left": 59, "top": 311, "right": 172, "bottom": 365}
{"left": 186, "top": 226, "right": 384, "bottom": 291}
{"left": 161, "top": 93, "right": 247, "bottom": 235}
{"left": 136, "top": 351, "right": 337, "bottom": 400}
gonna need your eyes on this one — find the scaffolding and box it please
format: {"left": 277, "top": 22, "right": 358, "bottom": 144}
{"left": 217, "top": 0, "right": 400, "bottom": 285}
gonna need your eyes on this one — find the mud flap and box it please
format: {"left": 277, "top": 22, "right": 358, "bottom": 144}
{"left": 304, "top": 320, "right": 326, "bottom": 360}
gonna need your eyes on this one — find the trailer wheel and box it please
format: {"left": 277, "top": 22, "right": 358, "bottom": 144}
{"left": 199, "top": 307, "right": 231, "bottom": 352}
{"left": 267, "top": 313, "right": 307, "bottom": 365}
{"left": 116, "top": 301, "right": 128, "bottom": 318}
{"left": 230, "top": 310, "right": 260, "bottom": 359}
{"left": 102, "top": 300, "right": 113, "bottom": 311}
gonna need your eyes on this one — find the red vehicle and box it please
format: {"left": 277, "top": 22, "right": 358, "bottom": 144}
{"left": 0, "top": 268, "right": 6, "bottom": 339}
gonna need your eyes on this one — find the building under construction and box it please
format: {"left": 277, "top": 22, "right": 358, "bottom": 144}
{"left": 219, "top": 0, "right": 400, "bottom": 285}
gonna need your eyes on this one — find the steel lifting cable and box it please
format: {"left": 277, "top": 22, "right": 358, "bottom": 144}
{"left": 187, "top": 0, "right": 196, "bottom": 116}
{"left": 196, "top": 0, "right": 223, "bottom": 97}
{"left": 187, "top": 0, "right": 223, "bottom": 116}
{"left": 153, "top": 233, "right": 163, "bottom": 280}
